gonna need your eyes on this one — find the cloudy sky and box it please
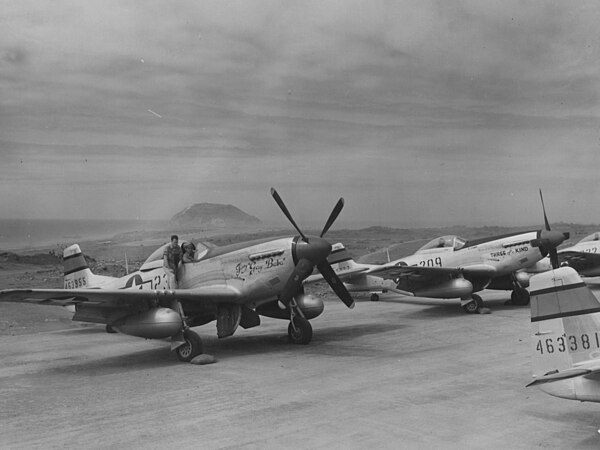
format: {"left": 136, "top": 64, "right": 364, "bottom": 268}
{"left": 1, "top": 1, "right": 599, "bottom": 228}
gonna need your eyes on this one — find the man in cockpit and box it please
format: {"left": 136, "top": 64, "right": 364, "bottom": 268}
{"left": 182, "top": 242, "right": 196, "bottom": 263}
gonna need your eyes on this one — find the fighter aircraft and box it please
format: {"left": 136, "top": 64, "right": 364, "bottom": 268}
{"left": 0, "top": 189, "right": 354, "bottom": 362}
{"left": 307, "top": 192, "right": 569, "bottom": 313}
{"left": 526, "top": 264, "right": 600, "bottom": 402}
{"left": 522, "top": 231, "right": 600, "bottom": 278}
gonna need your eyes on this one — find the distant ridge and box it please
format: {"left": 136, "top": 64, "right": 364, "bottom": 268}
{"left": 170, "top": 203, "right": 262, "bottom": 228}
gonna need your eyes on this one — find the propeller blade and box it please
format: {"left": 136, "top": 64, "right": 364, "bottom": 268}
{"left": 549, "top": 248, "right": 559, "bottom": 270}
{"left": 317, "top": 261, "right": 355, "bottom": 309}
{"left": 320, "top": 198, "right": 345, "bottom": 238}
{"left": 539, "top": 189, "right": 551, "bottom": 231}
{"left": 279, "top": 258, "right": 314, "bottom": 307}
{"left": 271, "top": 188, "right": 308, "bottom": 241}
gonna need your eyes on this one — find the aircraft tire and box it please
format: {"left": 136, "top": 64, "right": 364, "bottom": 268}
{"left": 462, "top": 294, "right": 483, "bottom": 314}
{"left": 370, "top": 293, "right": 380, "bottom": 302}
{"left": 105, "top": 324, "right": 118, "bottom": 334}
{"left": 288, "top": 317, "right": 313, "bottom": 345}
{"left": 511, "top": 288, "right": 530, "bottom": 306}
{"left": 176, "top": 329, "right": 203, "bottom": 362}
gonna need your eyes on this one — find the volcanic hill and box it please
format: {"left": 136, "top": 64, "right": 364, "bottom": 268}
{"left": 170, "top": 203, "right": 262, "bottom": 228}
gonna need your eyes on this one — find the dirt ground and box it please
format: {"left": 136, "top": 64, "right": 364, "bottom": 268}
{"left": 1, "top": 225, "right": 599, "bottom": 448}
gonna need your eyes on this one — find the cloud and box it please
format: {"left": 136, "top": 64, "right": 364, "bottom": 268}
{"left": 1, "top": 1, "right": 599, "bottom": 225}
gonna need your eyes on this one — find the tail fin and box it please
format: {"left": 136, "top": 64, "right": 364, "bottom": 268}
{"left": 63, "top": 244, "right": 116, "bottom": 289}
{"left": 327, "top": 243, "right": 369, "bottom": 276}
{"left": 63, "top": 244, "right": 95, "bottom": 289}
{"left": 305, "top": 243, "right": 369, "bottom": 284}
{"left": 528, "top": 267, "right": 600, "bottom": 400}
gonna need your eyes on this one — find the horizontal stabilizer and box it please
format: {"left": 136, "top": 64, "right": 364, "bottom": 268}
{"left": 526, "top": 368, "right": 592, "bottom": 387}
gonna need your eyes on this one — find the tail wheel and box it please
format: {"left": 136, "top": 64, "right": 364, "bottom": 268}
{"left": 370, "top": 293, "right": 380, "bottom": 302}
{"left": 288, "top": 316, "right": 313, "bottom": 345}
{"left": 176, "top": 329, "right": 203, "bottom": 362}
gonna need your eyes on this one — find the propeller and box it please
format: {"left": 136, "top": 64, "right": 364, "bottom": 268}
{"left": 530, "top": 189, "right": 570, "bottom": 269}
{"left": 320, "top": 198, "right": 345, "bottom": 238}
{"left": 271, "top": 188, "right": 355, "bottom": 309}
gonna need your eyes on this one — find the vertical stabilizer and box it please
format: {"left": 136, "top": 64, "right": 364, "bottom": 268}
{"left": 63, "top": 244, "right": 94, "bottom": 289}
{"left": 529, "top": 267, "right": 600, "bottom": 400}
{"left": 327, "top": 242, "right": 378, "bottom": 275}
{"left": 62, "top": 244, "right": 118, "bottom": 289}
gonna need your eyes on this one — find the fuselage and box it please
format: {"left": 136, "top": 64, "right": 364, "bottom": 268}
{"left": 86, "top": 236, "right": 299, "bottom": 309}
{"left": 394, "top": 231, "right": 543, "bottom": 277}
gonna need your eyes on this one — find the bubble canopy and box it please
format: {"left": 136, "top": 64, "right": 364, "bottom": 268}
{"left": 417, "top": 235, "right": 467, "bottom": 252}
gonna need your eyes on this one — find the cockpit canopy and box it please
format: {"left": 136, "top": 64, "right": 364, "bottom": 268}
{"left": 578, "top": 232, "right": 600, "bottom": 244}
{"left": 416, "top": 235, "right": 467, "bottom": 253}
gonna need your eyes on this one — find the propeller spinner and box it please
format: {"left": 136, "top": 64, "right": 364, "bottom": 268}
{"left": 271, "top": 188, "right": 354, "bottom": 309}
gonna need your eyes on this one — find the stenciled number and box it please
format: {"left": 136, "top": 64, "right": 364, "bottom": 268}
{"left": 569, "top": 335, "right": 578, "bottom": 351}
{"left": 557, "top": 336, "right": 566, "bottom": 352}
{"left": 582, "top": 334, "right": 590, "bottom": 349}
{"left": 536, "top": 334, "right": 599, "bottom": 355}
{"left": 418, "top": 257, "right": 443, "bottom": 267}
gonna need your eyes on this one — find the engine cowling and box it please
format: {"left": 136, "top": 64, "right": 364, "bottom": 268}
{"left": 256, "top": 295, "right": 324, "bottom": 320}
{"left": 414, "top": 278, "right": 473, "bottom": 299}
{"left": 113, "top": 307, "right": 182, "bottom": 339}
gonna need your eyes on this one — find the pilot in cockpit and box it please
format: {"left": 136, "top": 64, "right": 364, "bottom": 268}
{"left": 182, "top": 242, "right": 196, "bottom": 263}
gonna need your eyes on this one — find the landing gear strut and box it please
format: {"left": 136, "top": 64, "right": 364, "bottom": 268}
{"left": 462, "top": 294, "right": 483, "bottom": 314}
{"left": 172, "top": 299, "right": 204, "bottom": 362}
{"left": 287, "top": 297, "right": 313, "bottom": 345}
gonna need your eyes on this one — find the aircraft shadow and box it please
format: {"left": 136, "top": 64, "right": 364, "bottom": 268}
{"left": 39, "top": 346, "right": 177, "bottom": 376}
{"left": 35, "top": 321, "right": 407, "bottom": 372}
{"left": 199, "top": 321, "right": 406, "bottom": 358}
{"left": 377, "top": 296, "right": 529, "bottom": 319}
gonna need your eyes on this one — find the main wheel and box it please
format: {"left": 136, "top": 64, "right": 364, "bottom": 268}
{"left": 176, "top": 329, "right": 203, "bottom": 362}
{"left": 462, "top": 294, "right": 483, "bottom": 314}
{"left": 511, "top": 288, "right": 530, "bottom": 306}
{"left": 370, "top": 293, "right": 380, "bottom": 302}
{"left": 288, "top": 317, "right": 313, "bottom": 345}
{"left": 105, "top": 324, "right": 118, "bottom": 334}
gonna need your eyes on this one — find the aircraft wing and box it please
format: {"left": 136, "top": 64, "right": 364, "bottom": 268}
{"left": 559, "top": 251, "right": 600, "bottom": 271}
{"left": 366, "top": 264, "right": 461, "bottom": 281}
{"left": 0, "top": 286, "right": 242, "bottom": 307}
{"left": 366, "top": 263, "right": 496, "bottom": 281}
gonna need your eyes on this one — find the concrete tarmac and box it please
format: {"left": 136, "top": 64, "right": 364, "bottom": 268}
{"left": 1, "top": 293, "right": 599, "bottom": 449}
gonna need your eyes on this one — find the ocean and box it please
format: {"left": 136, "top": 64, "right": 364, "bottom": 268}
{"left": 0, "top": 219, "right": 169, "bottom": 251}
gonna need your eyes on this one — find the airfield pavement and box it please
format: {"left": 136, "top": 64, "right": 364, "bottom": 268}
{"left": 2, "top": 291, "right": 600, "bottom": 449}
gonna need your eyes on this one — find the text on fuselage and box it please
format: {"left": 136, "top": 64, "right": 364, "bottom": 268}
{"left": 236, "top": 256, "right": 286, "bottom": 278}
